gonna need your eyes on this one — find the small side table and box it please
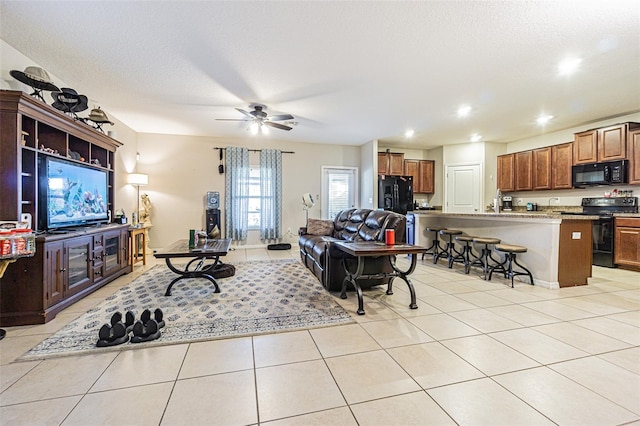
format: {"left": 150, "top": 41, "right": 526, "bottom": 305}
{"left": 129, "top": 226, "right": 147, "bottom": 272}
{"left": 334, "top": 241, "right": 427, "bottom": 315}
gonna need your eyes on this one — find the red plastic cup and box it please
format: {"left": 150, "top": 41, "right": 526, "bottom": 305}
{"left": 385, "top": 229, "right": 395, "bottom": 245}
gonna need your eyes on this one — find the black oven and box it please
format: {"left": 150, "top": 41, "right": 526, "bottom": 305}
{"left": 593, "top": 216, "right": 615, "bottom": 268}
{"left": 563, "top": 197, "right": 638, "bottom": 268}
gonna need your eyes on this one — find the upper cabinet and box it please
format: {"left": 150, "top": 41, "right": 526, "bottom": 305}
{"left": 532, "top": 147, "right": 552, "bottom": 190}
{"left": 598, "top": 124, "right": 627, "bottom": 162}
{"left": 405, "top": 159, "right": 434, "bottom": 194}
{"left": 0, "top": 90, "right": 121, "bottom": 228}
{"left": 551, "top": 142, "right": 573, "bottom": 189}
{"left": 573, "top": 129, "right": 597, "bottom": 164}
{"left": 574, "top": 123, "right": 640, "bottom": 165}
{"left": 629, "top": 129, "right": 640, "bottom": 185}
{"left": 378, "top": 152, "right": 404, "bottom": 175}
{"left": 498, "top": 142, "right": 574, "bottom": 192}
{"left": 514, "top": 151, "right": 533, "bottom": 191}
{"left": 497, "top": 153, "right": 515, "bottom": 192}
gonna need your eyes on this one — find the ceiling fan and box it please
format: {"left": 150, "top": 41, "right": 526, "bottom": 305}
{"left": 216, "top": 104, "right": 294, "bottom": 134}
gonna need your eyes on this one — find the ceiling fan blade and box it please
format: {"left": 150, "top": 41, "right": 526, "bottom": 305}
{"left": 268, "top": 114, "right": 294, "bottom": 121}
{"left": 235, "top": 108, "right": 254, "bottom": 118}
{"left": 264, "top": 121, "right": 292, "bottom": 131}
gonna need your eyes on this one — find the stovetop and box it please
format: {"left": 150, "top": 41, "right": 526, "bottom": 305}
{"left": 575, "top": 197, "right": 638, "bottom": 216}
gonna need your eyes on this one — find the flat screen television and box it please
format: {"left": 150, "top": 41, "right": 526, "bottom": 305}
{"left": 38, "top": 155, "right": 109, "bottom": 230}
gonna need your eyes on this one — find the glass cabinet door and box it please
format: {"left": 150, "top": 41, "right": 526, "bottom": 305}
{"left": 66, "top": 236, "right": 91, "bottom": 297}
{"left": 104, "top": 233, "right": 120, "bottom": 274}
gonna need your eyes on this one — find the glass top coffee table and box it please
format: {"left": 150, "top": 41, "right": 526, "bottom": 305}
{"left": 333, "top": 241, "right": 426, "bottom": 315}
{"left": 154, "top": 238, "right": 231, "bottom": 296}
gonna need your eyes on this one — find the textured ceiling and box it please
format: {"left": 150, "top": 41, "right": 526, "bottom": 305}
{"left": 1, "top": 1, "right": 639, "bottom": 148}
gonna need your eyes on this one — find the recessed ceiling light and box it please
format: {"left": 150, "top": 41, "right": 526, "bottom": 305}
{"left": 457, "top": 105, "right": 471, "bottom": 117}
{"left": 536, "top": 114, "right": 554, "bottom": 126}
{"left": 405, "top": 129, "right": 415, "bottom": 138}
{"left": 470, "top": 133, "right": 482, "bottom": 143}
{"left": 558, "top": 57, "right": 582, "bottom": 76}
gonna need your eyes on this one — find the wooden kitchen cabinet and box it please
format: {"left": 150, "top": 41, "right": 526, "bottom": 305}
{"left": 405, "top": 159, "right": 434, "bottom": 194}
{"left": 551, "top": 142, "right": 573, "bottom": 189}
{"left": 418, "top": 160, "right": 434, "bottom": 193}
{"left": 573, "top": 129, "right": 598, "bottom": 164}
{"left": 497, "top": 153, "right": 515, "bottom": 192}
{"left": 573, "top": 122, "right": 640, "bottom": 165}
{"left": 615, "top": 217, "right": 640, "bottom": 269}
{"left": 628, "top": 129, "right": 640, "bottom": 185}
{"left": 514, "top": 150, "right": 533, "bottom": 191}
{"left": 598, "top": 124, "right": 627, "bottom": 162}
{"left": 378, "top": 152, "right": 404, "bottom": 175}
{"left": 532, "top": 147, "right": 551, "bottom": 190}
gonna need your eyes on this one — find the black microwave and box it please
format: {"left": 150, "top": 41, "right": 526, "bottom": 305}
{"left": 572, "top": 160, "right": 628, "bottom": 186}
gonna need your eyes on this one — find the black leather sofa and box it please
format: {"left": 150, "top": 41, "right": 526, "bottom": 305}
{"left": 298, "top": 208, "right": 406, "bottom": 292}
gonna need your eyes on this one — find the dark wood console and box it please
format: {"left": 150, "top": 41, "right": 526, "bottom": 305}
{"left": 0, "top": 225, "right": 130, "bottom": 325}
{"left": 0, "top": 90, "right": 128, "bottom": 325}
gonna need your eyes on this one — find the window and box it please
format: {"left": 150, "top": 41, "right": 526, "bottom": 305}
{"left": 247, "top": 167, "right": 261, "bottom": 229}
{"left": 321, "top": 167, "right": 358, "bottom": 219}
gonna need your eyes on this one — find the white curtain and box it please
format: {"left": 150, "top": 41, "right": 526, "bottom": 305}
{"left": 259, "top": 149, "right": 282, "bottom": 240}
{"left": 224, "top": 146, "right": 250, "bottom": 241}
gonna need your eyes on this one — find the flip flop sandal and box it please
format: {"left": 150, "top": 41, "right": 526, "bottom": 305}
{"left": 130, "top": 319, "right": 161, "bottom": 343}
{"left": 96, "top": 322, "right": 130, "bottom": 347}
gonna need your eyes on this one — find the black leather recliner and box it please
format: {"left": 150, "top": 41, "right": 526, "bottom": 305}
{"left": 298, "top": 209, "right": 406, "bottom": 292}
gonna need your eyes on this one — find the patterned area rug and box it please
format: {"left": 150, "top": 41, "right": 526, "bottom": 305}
{"left": 19, "top": 259, "right": 354, "bottom": 361}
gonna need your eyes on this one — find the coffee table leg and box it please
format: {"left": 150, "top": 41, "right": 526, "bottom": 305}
{"left": 389, "top": 255, "right": 418, "bottom": 310}
{"left": 164, "top": 258, "right": 221, "bottom": 296}
{"left": 341, "top": 255, "right": 366, "bottom": 315}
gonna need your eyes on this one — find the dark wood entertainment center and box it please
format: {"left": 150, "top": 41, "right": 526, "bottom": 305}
{"left": 0, "top": 90, "right": 130, "bottom": 326}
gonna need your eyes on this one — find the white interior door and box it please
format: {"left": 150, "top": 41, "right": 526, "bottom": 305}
{"left": 445, "top": 163, "right": 482, "bottom": 213}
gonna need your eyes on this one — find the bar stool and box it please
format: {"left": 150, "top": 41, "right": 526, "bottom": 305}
{"left": 488, "top": 244, "right": 534, "bottom": 288}
{"left": 470, "top": 237, "right": 501, "bottom": 280}
{"left": 435, "top": 229, "right": 463, "bottom": 267}
{"left": 421, "top": 227, "right": 447, "bottom": 263}
{"left": 449, "top": 235, "right": 478, "bottom": 273}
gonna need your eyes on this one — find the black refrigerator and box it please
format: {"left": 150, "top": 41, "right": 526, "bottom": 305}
{"left": 378, "top": 175, "right": 413, "bottom": 215}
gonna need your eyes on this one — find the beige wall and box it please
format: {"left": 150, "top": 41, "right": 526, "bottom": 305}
{"left": 136, "top": 133, "right": 362, "bottom": 249}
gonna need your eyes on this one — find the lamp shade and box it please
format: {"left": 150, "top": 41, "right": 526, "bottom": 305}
{"left": 127, "top": 173, "right": 148, "bottom": 186}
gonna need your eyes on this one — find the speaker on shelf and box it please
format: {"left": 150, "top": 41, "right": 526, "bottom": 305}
{"left": 206, "top": 191, "right": 219, "bottom": 210}
{"left": 206, "top": 209, "right": 221, "bottom": 235}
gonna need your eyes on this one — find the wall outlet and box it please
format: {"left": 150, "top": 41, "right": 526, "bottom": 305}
{"left": 517, "top": 198, "right": 523, "bottom": 205}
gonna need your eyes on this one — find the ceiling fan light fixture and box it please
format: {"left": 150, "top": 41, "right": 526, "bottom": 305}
{"left": 260, "top": 123, "right": 269, "bottom": 134}
{"left": 249, "top": 122, "right": 259, "bottom": 135}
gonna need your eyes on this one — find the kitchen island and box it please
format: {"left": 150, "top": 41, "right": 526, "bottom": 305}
{"left": 413, "top": 211, "right": 596, "bottom": 289}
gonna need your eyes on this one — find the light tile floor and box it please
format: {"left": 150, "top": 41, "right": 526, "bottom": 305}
{"left": 1, "top": 248, "right": 639, "bottom": 425}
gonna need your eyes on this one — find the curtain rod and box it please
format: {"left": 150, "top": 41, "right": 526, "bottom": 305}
{"left": 214, "top": 147, "right": 295, "bottom": 154}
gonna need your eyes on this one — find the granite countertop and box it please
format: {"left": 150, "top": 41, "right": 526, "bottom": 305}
{"left": 411, "top": 211, "right": 599, "bottom": 220}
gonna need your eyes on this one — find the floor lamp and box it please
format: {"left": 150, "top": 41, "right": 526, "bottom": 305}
{"left": 127, "top": 173, "right": 148, "bottom": 225}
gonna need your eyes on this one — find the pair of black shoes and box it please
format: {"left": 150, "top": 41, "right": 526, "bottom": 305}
{"left": 96, "top": 309, "right": 165, "bottom": 347}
